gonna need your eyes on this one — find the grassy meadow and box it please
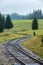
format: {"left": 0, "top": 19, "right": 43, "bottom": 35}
{"left": 12, "top": 19, "right": 43, "bottom": 31}
{"left": 11, "top": 19, "right": 43, "bottom": 35}
{"left": 0, "top": 19, "right": 43, "bottom": 43}
{"left": 22, "top": 35, "right": 43, "bottom": 59}
{"left": 0, "top": 31, "right": 23, "bottom": 43}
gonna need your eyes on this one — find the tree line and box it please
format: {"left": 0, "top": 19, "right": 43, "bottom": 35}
{"left": 11, "top": 9, "right": 43, "bottom": 19}
{"left": 28, "top": 9, "right": 43, "bottom": 19}
{"left": 0, "top": 13, "right": 13, "bottom": 33}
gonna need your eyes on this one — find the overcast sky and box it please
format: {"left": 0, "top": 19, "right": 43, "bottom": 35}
{"left": 0, "top": 0, "right": 43, "bottom": 15}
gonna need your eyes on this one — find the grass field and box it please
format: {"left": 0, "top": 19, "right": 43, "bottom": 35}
{"left": 22, "top": 35, "right": 43, "bottom": 59}
{"left": 0, "top": 19, "right": 43, "bottom": 43}
{"left": 10, "top": 19, "right": 43, "bottom": 35}
{"left": 11, "top": 19, "right": 43, "bottom": 31}
{"left": 0, "top": 31, "right": 23, "bottom": 43}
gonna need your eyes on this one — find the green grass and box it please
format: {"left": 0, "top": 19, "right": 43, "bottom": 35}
{"left": 11, "top": 19, "right": 43, "bottom": 35}
{"left": 0, "top": 19, "right": 43, "bottom": 43}
{"left": 17, "top": 29, "right": 43, "bottom": 35}
{"left": 22, "top": 35, "right": 43, "bottom": 59}
{"left": 11, "top": 19, "right": 43, "bottom": 32}
{"left": 0, "top": 31, "right": 23, "bottom": 43}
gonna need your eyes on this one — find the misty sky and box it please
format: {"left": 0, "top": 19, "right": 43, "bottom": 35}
{"left": 0, "top": 0, "right": 43, "bottom": 15}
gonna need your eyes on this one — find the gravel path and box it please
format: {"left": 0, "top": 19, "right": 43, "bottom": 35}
{"left": 0, "top": 43, "right": 12, "bottom": 65}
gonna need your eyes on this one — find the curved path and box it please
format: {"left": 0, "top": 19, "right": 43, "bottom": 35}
{"left": 3, "top": 37, "right": 43, "bottom": 65}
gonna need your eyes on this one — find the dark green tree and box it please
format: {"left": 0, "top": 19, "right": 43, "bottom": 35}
{"left": 5, "top": 15, "right": 13, "bottom": 29}
{"left": 0, "top": 13, "right": 4, "bottom": 32}
{"left": 2, "top": 16, "right": 5, "bottom": 29}
{"left": 32, "top": 18, "right": 38, "bottom": 30}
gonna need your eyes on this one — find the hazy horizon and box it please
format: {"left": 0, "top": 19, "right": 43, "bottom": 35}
{"left": 0, "top": 0, "right": 43, "bottom": 15}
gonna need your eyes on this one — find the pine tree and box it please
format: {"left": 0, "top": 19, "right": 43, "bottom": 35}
{"left": 32, "top": 18, "right": 38, "bottom": 30}
{"left": 5, "top": 15, "right": 13, "bottom": 29}
{"left": 2, "top": 16, "right": 5, "bottom": 29}
{"left": 0, "top": 14, "right": 4, "bottom": 32}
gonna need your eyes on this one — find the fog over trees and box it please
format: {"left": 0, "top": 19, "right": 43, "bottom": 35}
{"left": 10, "top": 9, "right": 43, "bottom": 19}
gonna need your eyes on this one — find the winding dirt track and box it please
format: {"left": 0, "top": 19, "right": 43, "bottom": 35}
{"left": 3, "top": 37, "right": 43, "bottom": 65}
